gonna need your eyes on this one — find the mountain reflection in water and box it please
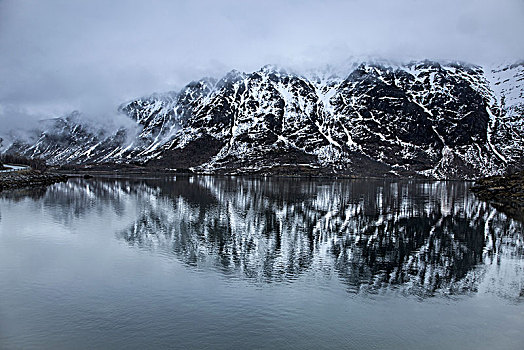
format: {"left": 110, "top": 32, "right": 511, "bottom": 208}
{"left": 22, "top": 176, "right": 524, "bottom": 299}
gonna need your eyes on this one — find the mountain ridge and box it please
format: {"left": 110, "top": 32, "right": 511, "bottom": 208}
{"left": 3, "top": 59, "right": 523, "bottom": 179}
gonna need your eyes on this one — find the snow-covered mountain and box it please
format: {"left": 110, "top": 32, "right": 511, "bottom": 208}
{"left": 4, "top": 60, "right": 524, "bottom": 179}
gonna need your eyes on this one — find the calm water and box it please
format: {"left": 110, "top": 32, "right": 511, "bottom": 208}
{"left": 0, "top": 176, "right": 523, "bottom": 349}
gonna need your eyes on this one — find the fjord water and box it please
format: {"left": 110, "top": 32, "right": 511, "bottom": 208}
{"left": 1, "top": 177, "right": 523, "bottom": 349}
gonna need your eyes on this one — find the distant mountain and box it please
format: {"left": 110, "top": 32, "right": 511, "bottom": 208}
{"left": 4, "top": 60, "right": 524, "bottom": 179}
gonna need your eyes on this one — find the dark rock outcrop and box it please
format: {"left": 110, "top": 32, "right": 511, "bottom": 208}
{"left": 471, "top": 171, "right": 524, "bottom": 221}
{"left": 0, "top": 170, "right": 68, "bottom": 192}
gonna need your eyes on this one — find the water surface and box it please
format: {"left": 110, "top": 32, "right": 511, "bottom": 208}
{"left": 1, "top": 176, "right": 523, "bottom": 349}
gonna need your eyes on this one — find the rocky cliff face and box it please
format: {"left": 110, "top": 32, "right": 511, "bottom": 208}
{"left": 4, "top": 60, "right": 524, "bottom": 179}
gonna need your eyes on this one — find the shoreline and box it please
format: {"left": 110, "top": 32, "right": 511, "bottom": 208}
{"left": 51, "top": 163, "right": 478, "bottom": 182}
{"left": 0, "top": 169, "right": 68, "bottom": 192}
{"left": 3, "top": 165, "right": 523, "bottom": 222}
{"left": 471, "top": 170, "right": 524, "bottom": 221}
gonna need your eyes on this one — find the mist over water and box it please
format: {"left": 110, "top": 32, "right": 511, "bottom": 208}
{"left": 1, "top": 176, "right": 523, "bottom": 349}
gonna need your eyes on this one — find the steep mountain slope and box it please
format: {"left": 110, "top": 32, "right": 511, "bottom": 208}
{"left": 4, "top": 60, "right": 523, "bottom": 179}
{"left": 484, "top": 62, "right": 524, "bottom": 170}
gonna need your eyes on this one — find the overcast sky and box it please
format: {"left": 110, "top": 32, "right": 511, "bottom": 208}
{"left": 0, "top": 0, "right": 523, "bottom": 135}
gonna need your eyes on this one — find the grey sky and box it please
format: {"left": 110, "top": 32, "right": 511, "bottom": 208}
{"left": 0, "top": 0, "right": 523, "bottom": 136}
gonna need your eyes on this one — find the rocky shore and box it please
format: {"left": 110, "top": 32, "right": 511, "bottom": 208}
{"left": 0, "top": 169, "right": 68, "bottom": 192}
{"left": 471, "top": 170, "right": 524, "bottom": 221}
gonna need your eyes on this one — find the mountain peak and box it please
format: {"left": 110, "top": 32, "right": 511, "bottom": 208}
{"left": 4, "top": 60, "right": 523, "bottom": 180}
